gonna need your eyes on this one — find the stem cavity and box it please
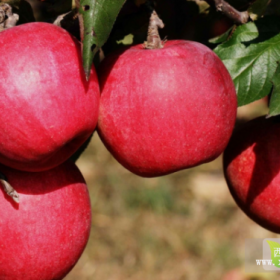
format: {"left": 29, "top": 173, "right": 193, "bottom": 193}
{"left": 0, "top": 173, "right": 19, "bottom": 204}
{"left": 143, "top": 10, "right": 165, "bottom": 50}
{"left": 0, "top": 3, "right": 19, "bottom": 32}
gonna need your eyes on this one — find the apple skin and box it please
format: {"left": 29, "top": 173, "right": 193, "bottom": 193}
{"left": 98, "top": 40, "right": 237, "bottom": 177}
{"left": 223, "top": 116, "right": 280, "bottom": 233}
{"left": 0, "top": 160, "right": 91, "bottom": 280}
{"left": 0, "top": 22, "right": 100, "bottom": 172}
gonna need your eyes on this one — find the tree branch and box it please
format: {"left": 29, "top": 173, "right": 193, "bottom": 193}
{"left": 204, "top": 0, "right": 249, "bottom": 24}
{"left": 0, "top": 3, "right": 19, "bottom": 32}
{"left": 143, "top": 10, "right": 165, "bottom": 49}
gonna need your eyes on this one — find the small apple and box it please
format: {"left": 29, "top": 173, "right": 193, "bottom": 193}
{"left": 223, "top": 116, "right": 280, "bottom": 233}
{"left": 0, "top": 160, "right": 91, "bottom": 280}
{"left": 98, "top": 40, "right": 237, "bottom": 177}
{"left": 0, "top": 22, "right": 100, "bottom": 172}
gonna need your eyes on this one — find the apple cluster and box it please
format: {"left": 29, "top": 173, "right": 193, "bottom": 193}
{"left": 0, "top": 22, "right": 99, "bottom": 280}
{"left": 0, "top": 21, "right": 239, "bottom": 279}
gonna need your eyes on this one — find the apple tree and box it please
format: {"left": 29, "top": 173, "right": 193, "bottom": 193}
{"left": 67, "top": 0, "right": 280, "bottom": 233}
{"left": 2, "top": 0, "right": 279, "bottom": 113}
{"left": 0, "top": 0, "right": 280, "bottom": 279}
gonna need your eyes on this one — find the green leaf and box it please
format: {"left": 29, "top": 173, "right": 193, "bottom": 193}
{"left": 214, "top": 17, "right": 280, "bottom": 106}
{"left": 78, "top": 0, "right": 126, "bottom": 80}
{"left": 214, "top": 22, "right": 259, "bottom": 48}
{"left": 209, "top": 27, "right": 233, "bottom": 44}
{"left": 248, "top": 0, "right": 270, "bottom": 21}
{"left": 268, "top": 63, "right": 280, "bottom": 117}
{"left": 266, "top": 240, "right": 280, "bottom": 268}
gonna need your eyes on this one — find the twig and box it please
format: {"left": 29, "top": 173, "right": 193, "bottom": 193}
{"left": 0, "top": 173, "right": 19, "bottom": 203}
{"left": 0, "top": 3, "right": 19, "bottom": 32}
{"left": 143, "top": 10, "right": 165, "bottom": 49}
{"left": 204, "top": 0, "right": 249, "bottom": 24}
{"left": 53, "top": 10, "right": 76, "bottom": 27}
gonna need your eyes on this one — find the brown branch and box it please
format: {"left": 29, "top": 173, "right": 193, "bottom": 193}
{"left": 204, "top": 0, "right": 249, "bottom": 24}
{"left": 143, "top": 10, "right": 165, "bottom": 49}
{"left": 0, "top": 3, "right": 19, "bottom": 32}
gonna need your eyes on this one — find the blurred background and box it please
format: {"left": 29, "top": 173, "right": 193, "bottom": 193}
{"left": 4, "top": 0, "right": 280, "bottom": 278}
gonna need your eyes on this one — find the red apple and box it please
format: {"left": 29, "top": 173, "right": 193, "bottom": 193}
{"left": 98, "top": 40, "right": 237, "bottom": 177}
{"left": 0, "top": 160, "right": 91, "bottom": 280}
{"left": 0, "top": 22, "right": 100, "bottom": 172}
{"left": 223, "top": 116, "right": 280, "bottom": 233}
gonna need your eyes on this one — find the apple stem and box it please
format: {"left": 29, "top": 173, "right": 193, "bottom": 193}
{"left": 143, "top": 10, "right": 165, "bottom": 49}
{"left": 205, "top": 0, "right": 249, "bottom": 24}
{"left": 0, "top": 173, "right": 19, "bottom": 203}
{"left": 0, "top": 3, "right": 19, "bottom": 32}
